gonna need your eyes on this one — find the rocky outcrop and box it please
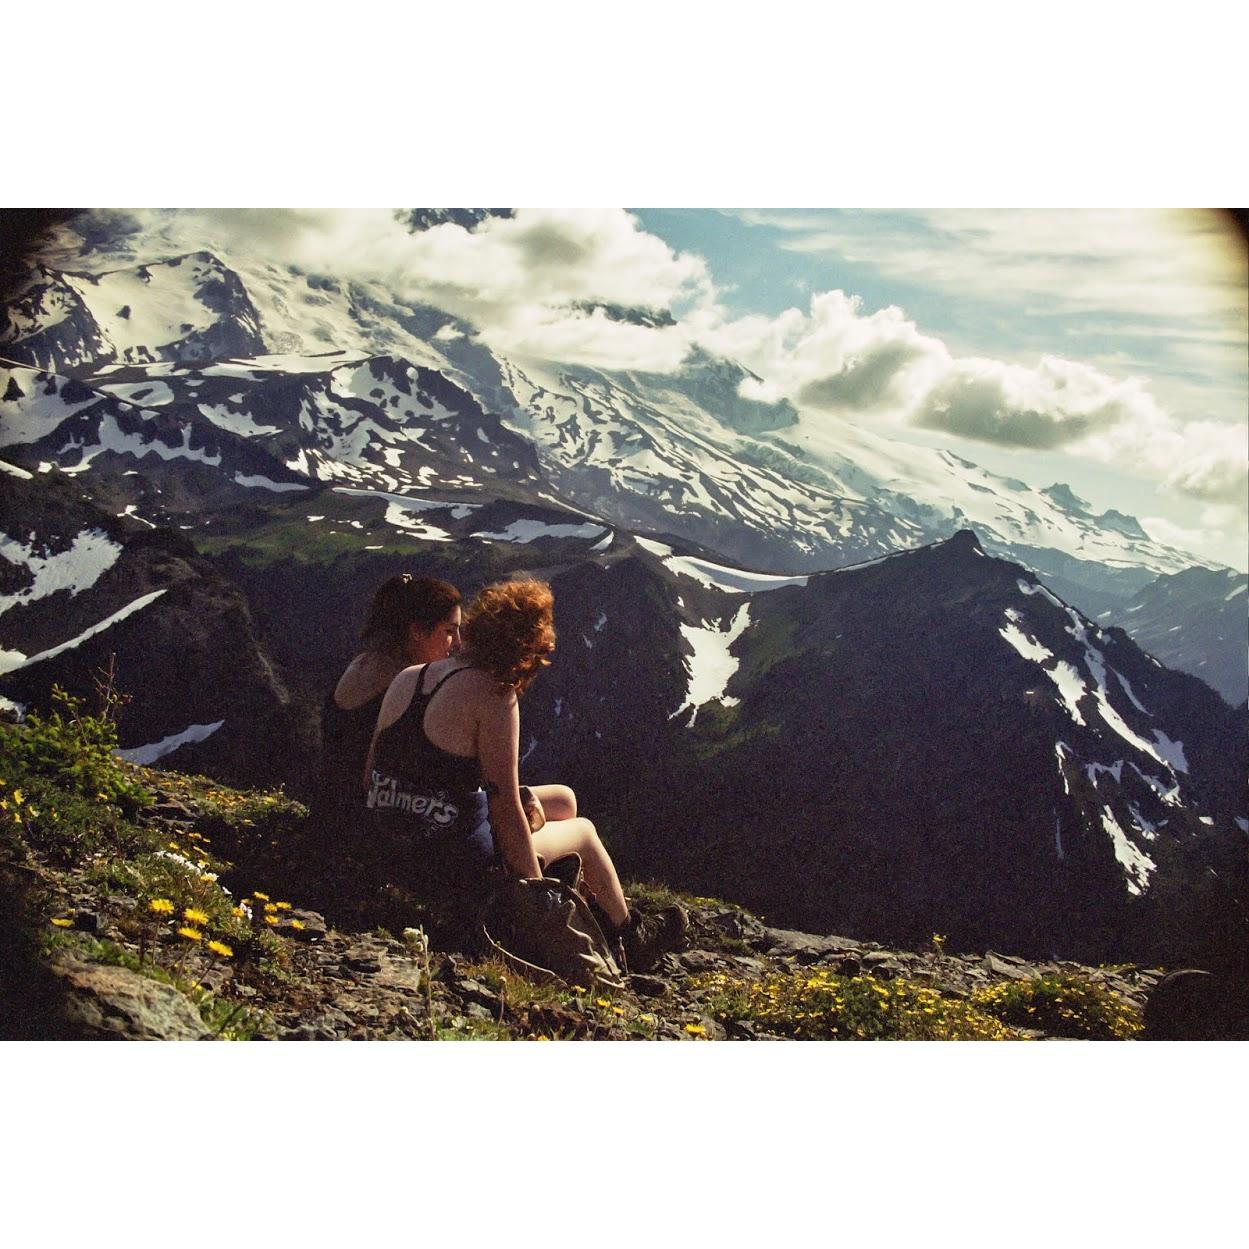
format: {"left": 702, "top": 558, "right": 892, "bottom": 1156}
{"left": 49, "top": 954, "right": 213, "bottom": 1040}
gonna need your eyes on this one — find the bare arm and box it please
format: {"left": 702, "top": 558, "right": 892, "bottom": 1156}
{"left": 477, "top": 686, "right": 542, "bottom": 879}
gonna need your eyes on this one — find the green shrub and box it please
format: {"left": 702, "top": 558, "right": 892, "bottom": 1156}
{"left": 0, "top": 685, "right": 151, "bottom": 811}
{"left": 970, "top": 974, "right": 1142, "bottom": 1040}
{"left": 696, "top": 969, "right": 1020, "bottom": 1040}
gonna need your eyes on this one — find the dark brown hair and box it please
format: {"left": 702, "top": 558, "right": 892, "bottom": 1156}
{"left": 461, "top": 578, "right": 555, "bottom": 695}
{"left": 360, "top": 574, "right": 460, "bottom": 654}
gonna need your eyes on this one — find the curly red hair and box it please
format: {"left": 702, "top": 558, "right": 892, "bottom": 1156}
{"left": 461, "top": 578, "right": 556, "bottom": 695}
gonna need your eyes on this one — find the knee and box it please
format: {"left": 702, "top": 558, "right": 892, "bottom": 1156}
{"left": 545, "top": 784, "right": 577, "bottom": 820}
{"left": 571, "top": 815, "right": 598, "bottom": 846}
{"left": 557, "top": 785, "right": 578, "bottom": 818}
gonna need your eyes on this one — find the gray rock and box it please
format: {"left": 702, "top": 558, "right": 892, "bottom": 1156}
{"left": 464, "top": 1002, "right": 494, "bottom": 1022}
{"left": 283, "top": 910, "right": 327, "bottom": 941}
{"left": 283, "top": 1008, "right": 353, "bottom": 1040}
{"left": 679, "top": 949, "right": 731, "bottom": 974}
{"left": 454, "top": 978, "right": 501, "bottom": 1009}
{"left": 984, "top": 953, "right": 1033, "bottom": 980}
{"left": 707, "top": 909, "right": 766, "bottom": 942}
{"left": 51, "top": 955, "right": 213, "bottom": 1040}
{"left": 863, "top": 958, "right": 906, "bottom": 979}
{"left": 763, "top": 928, "right": 861, "bottom": 962}
{"left": 627, "top": 974, "right": 669, "bottom": 998}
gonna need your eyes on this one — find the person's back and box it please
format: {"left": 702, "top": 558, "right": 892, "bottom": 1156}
{"left": 308, "top": 575, "right": 463, "bottom": 915}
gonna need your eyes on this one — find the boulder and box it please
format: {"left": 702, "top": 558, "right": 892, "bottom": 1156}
{"left": 984, "top": 952, "right": 1033, "bottom": 980}
{"left": 50, "top": 955, "right": 212, "bottom": 1040}
{"left": 763, "top": 928, "right": 861, "bottom": 962}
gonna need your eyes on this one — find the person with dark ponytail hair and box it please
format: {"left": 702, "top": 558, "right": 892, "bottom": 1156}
{"left": 316, "top": 574, "right": 462, "bottom": 844}
{"left": 365, "top": 576, "right": 686, "bottom": 969}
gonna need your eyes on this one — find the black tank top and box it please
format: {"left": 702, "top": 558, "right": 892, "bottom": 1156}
{"left": 321, "top": 689, "right": 385, "bottom": 800}
{"left": 367, "top": 665, "right": 482, "bottom": 834}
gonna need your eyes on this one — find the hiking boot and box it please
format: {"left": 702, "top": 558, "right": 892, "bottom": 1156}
{"left": 619, "top": 904, "right": 688, "bottom": 974}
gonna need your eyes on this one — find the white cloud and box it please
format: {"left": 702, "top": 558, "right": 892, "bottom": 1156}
{"left": 749, "top": 207, "right": 1248, "bottom": 325}
{"left": 695, "top": 285, "right": 1246, "bottom": 516}
{"left": 79, "top": 208, "right": 711, "bottom": 372}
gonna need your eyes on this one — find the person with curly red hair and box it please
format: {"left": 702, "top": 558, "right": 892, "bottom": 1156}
{"left": 366, "top": 576, "right": 685, "bottom": 969}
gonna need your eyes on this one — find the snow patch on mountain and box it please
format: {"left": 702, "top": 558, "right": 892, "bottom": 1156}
{"left": 118, "top": 720, "right": 225, "bottom": 766}
{"left": 59, "top": 414, "right": 223, "bottom": 473}
{"left": 1046, "top": 661, "right": 1089, "bottom": 726}
{"left": 199, "top": 402, "right": 282, "bottom": 438}
{"left": 233, "top": 473, "right": 307, "bottom": 492}
{"left": 64, "top": 260, "right": 219, "bottom": 354}
{"left": 662, "top": 553, "right": 809, "bottom": 594}
{"left": 999, "top": 611, "right": 1052, "bottom": 664}
{"left": 1100, "top": 806, "right": 1157, "bottom": 896}
{"left": 98, "top": 380, "right": 176, "bottom": 407}
{"left": 674, "top": 603, "right": 753, "bottom": 723}
{"left": 472, "top": 520, "right": 607, "bottom": 543}
{"left": 9, "top": 589, "right": 167, "bottom": 670}
{"left": 0, "top": 368, "right": 101, "bottom": 449}
{"left": 0, "top": 648, "right": 28, "bottom": 675}
{"left": 0, "top": 528, "right": 122, "bottom": 615}
{"left": 383, "top": 504, "right": 452, "bottom": 542}
{"left": 333, "top": 487, "right": 479, "bottom": 518}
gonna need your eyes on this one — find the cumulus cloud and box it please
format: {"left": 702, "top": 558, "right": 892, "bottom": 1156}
{"left": 76, "top": 207, "right": 711, "bottom": 372}
{"left": 914, "top": 355, "right": 1157, "bottom": 450}
{"left": 695, "top": 287, "right": 1246, "bottom": 516}
{"left": 694, "top": 290, "right": 945, "bottom": 414}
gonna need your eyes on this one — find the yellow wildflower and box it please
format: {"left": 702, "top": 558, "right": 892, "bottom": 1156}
{"left": 183, "top": 907, "right": 209, "bottom": 925}
{"left": 148, "top": 898, "right": 175, "bottom": 915}
{"left": 178, "top": 926, "right": 203, "bottom": 941}
{"left": 684, "top": 1023, "right": 706, "bottom": 1035}
{"left": 253, "top": 891, "right": 270, "bottom": 901}
{"left": 264, "top": 915, "right": 278, "bottom": 926}
{"left": 275, "top": 901, "right": 292, "bottom": 911}
{"left": 12, "top": 789, "right": 23, "bottom": 806}
{"left": 595, "top": 997, "right": 611, "bottom": 1008}
{"left": 50, "top": 917, "right": 73, "bottom": 928}
{"left": 264, "top": 902, "right": 277, "bottom": 913}
{"left": 290, "top": 919, "right": 305, "bottom": 931}
{"left": 207, "top": 940, "right": 234, "bottom": 958}
{"left": 232, "top": 906, "right": 245, "bottom": 917}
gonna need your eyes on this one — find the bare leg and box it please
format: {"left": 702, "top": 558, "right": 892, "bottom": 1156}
{"left": 528, "top": 783, "right": 576, "bottom": 822}
{"left": 531, "top": 816, "right": 628, "bottom": 927}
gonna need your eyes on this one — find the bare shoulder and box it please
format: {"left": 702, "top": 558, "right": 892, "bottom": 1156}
{"left": 336, "top": 651, "right": 402, "bottom": 707}
{"left": 446, "top": 666, "right": 516, "bottom": 712}
{"left": 374, "top": 664, "right": 424, "bottom": 730}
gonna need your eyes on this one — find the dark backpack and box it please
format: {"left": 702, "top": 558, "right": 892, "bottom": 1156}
{"left": 478, "top": 855, "right": 625, "bottom": 992}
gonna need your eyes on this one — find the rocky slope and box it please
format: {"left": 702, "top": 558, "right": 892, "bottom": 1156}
{"left": 2, "top": 759, "right": 1175, "bottom": 1041}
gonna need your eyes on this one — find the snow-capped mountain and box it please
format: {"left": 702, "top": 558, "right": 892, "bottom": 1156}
{"left": 1, "top": 227, "right": 1217, "bottom": 591}
{"left": 1097, "top": 566, "right": 1248, "bottom": 707}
